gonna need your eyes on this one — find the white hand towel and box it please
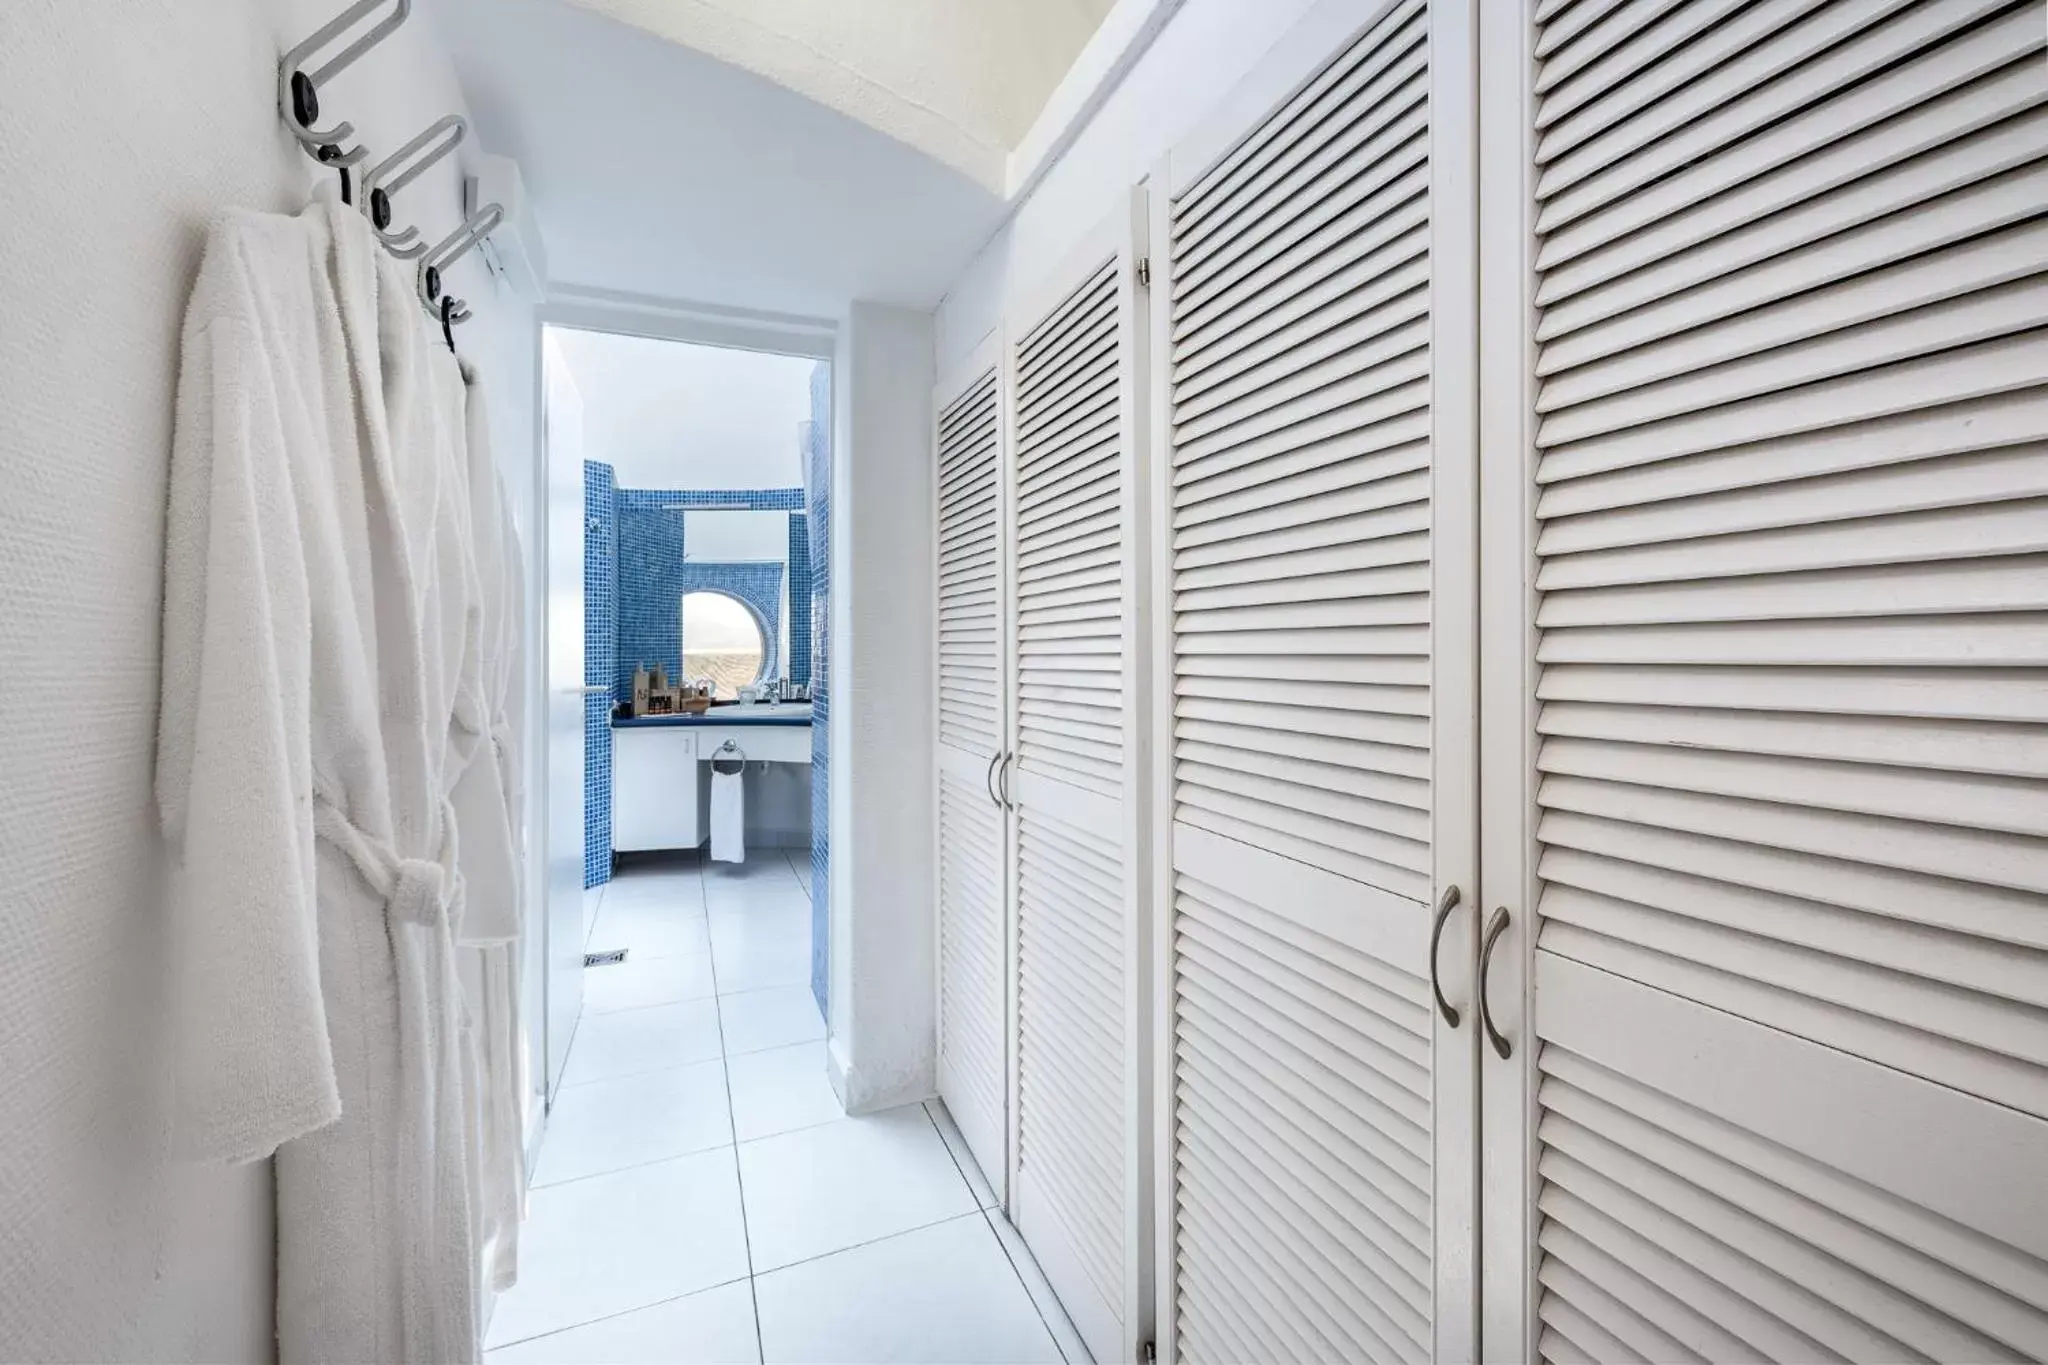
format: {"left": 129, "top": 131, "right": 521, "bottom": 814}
{"left": 711, "top": 767, "right": 746, "bottom": 863}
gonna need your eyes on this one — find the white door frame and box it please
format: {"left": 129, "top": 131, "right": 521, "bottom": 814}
{"left": 527, "top": 290, "right": 838, "bottom": 1117}
{"left": 1474, "top": 5, "right": 1540, "bottom": 1358}
{"left": 1002, "top": 189, "right": 1156, "bottom": 1364}
{"left": 536, "top": 328, "right": 587, "bottom": 1107}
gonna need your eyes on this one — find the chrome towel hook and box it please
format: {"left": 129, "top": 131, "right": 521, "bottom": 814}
{"left": 279, "top": 0, "right": 414, "bottom": 165}
{"left": 415, "top": 201, "right": 502, "bottom": 332}
{"left": 363, "top": 115, "right": 467, "bottom": 259}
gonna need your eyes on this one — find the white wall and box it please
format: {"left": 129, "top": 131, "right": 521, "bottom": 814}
{"left": 683, "top": 510, "right": 791, "bottom": 562}
{"left": 550, "top": 328, "right": 814, "bottom": 489}
{"left": 0, "top": 4, "right": 533, "bottom": 1358}
{"left": 933, "top": 0, "right": 1320, "bottom": 372}
{"left": 436, "top": 0, "right": 1007, "bottom": 317}
{"left": 828, "top": 303, "right": 937, "bottom": 1113}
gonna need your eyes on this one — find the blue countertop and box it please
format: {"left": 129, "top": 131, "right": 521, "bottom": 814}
{"left": 614, "top": 706, "right": 813, "bottom": 729}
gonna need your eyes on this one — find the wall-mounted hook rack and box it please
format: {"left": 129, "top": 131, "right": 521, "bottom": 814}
{"left": 363, "top": 115, "right": 467, "bottom": 259}
{"left": 415, "top": 202, "right": 503, "bottom": 333}
{"left": 279, "top": 0, "right": 504, "bottom": 353}
{"left": 278, "top": 0, "right": 412, "bottom": 164}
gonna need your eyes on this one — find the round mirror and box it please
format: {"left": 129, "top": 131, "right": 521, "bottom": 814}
{"left": 680, "top": 591, "right": 766, "bottom": 700}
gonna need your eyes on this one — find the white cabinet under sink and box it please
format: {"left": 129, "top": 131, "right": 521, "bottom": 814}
{"left": 610, "top": 727, "right": 709, "bottom": 852}
{"left": 611, "top": 713, "right": 814, "bottom": 854}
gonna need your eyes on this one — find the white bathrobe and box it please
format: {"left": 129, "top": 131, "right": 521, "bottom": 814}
{"left": 448, "top": 370, "right": 529, "bottom": 1297}
{"left": 158, "top": 190, "right": 480, "bottom": 1363}
{"left": 371, "top": 239, "right": 529, "bottom": 1318}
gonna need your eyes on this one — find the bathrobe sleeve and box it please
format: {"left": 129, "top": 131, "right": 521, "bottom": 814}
{"left": 156, "top": 233, "right": 339, "bottom": 1163}
{"left": 449, "top": 379, "right": 522, "bottom": 946}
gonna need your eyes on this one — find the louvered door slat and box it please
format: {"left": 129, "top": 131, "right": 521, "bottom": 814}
{"left": 1519, "top": 3, "right": 2048, "bottom": 1358}
{"left": 935, "top": 364, "right": 1008, "bottom": 1197}
{"left": 1174, "top": 182, "right": 1427, "bottom": 364}
{"left": 1170, "top": 0, "right": 1440, "bottom": 1248}
{"left": 1008, "top": 233, "right": 1136, "bottom": 1365}
{"left": 1159, "top": 3, "right": 1484, "bottom": 1356}
{"left": 1014, "top": 259, "right": 1125, "bottom": 807}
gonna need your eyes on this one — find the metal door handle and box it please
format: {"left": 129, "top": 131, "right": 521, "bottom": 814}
{"left": 1429, "top": 885, "right": 1461, "bottom": 1028}
{"left": 1479, "top": 906, "right": 1513, "bottom": 1061}
{"left": 996, "top": 752, "right": 1013, "bottom": 810}
{"left": 986, "top": 752, "right": 1002, "bottom": 808}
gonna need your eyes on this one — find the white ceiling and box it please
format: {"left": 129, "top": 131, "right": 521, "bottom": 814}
{"left": 561, "top": 0, "right": 1117, "bottom": 190}
{"left": 551, "top": 327, "right": 817, "bottom": 491}
{"left": 427, "top": 0, "right": 1010, "bottom": 314}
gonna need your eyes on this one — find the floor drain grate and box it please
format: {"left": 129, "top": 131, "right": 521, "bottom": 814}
{"left": 583, "top": 949, "right": 628, "bottom": 968}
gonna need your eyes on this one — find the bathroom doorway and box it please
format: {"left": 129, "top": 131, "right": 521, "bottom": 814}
{"left": 534, "top": 317, "right": 834, "bottom": 1117}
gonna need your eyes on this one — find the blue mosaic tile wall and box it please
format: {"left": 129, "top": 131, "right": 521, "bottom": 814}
{"left": 583, "top": 461, "right": 618, "bottom": 888}
{"left": 806, "top": 364, "right": 832, "bottom": 1015}
{"left": 586, "top": 479, "right": 815, "bottom": 884}
{"left": 787, "top": 512, "right": 812, "bottom": 687}
{"left": 613, "top": 486, "right": 809, "bottom": 699}
{"left": 614, "top": 487, "right": 688, "bottom": 700}
{"left": 677, "top": 561, "right": 787, "bottom": 681}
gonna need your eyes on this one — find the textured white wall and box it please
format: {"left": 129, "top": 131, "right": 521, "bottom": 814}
{"left": 827, "top": 302, "right": 937, "bottom": 1112}
{"left": 0, "top": 3, "right": 533, "bottom": 1358}
{"left": 933, "top": 0, "right": 1320, "bottom": 372}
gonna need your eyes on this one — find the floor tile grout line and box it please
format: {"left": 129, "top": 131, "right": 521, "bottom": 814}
{"left": 916, "top": 1101, "right": 999, "bottom": 1219}
{"left": 919, "top": 1101, "right": 1070, "bottom": 1362}
{"left": 485, "top": 1272, "right": 755, "bottom": 1352}
{"left": 987, "top": 1203, "right": 1081, "bottom": 1365}
{"left": 721, "top": 1034, "right": 829, "bottom": 1061}
{"left": 749, "top": 1208, "right": 989, "bottom": 1283}
{"left": 922, "top": 1100, "right": 997, "bottom": 1211}
{"left": 586, "top": 906, "right": 710, "bottom": 926}
{"left": 731, "top": 1108, "right": 854, "bottom": 1148}
{"left": 528, "top": 1137, "right": 738, "bottom": 1193}
{"left": 559, "top": 1011, "right": 818, "bottom": 1086}
{"left": 703, "top": 893, "right": 768, "bottom": 1365}
{"left": 579, "top": 989, "right": 720, "bottom": 1020}
{"left": 982, "top": 1207, "right": 1076, "bottom": 1365}
{"left": 555, "top": 1054, "right": 725, "bottom": 1091}
{"left": 713, "top": 979, "right": 820, "bottom": 1002}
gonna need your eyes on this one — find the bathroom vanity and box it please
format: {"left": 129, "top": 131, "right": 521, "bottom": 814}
{"left": 610, "top": 702, "right": 813, "bottom": 853}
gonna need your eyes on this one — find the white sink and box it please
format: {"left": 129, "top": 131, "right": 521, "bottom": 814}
{"left": 704, "top": 701, "right": 813, "bottom": 722}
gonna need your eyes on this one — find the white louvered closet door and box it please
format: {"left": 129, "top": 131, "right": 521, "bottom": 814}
{"left": 934, "top": 350, "right": 1011, "bottom": 1195}
{"left": 1005, "top": 199, "right": 1147, "bottom": 1365}
{"left": 1155, "top": 0, "right": 1479, "bottom": 1360}
{"left": 1478, "top": 1, "right": 2048, "bottom": 1360}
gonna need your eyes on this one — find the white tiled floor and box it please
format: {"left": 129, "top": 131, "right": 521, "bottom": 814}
{"left": 489, "top": 848, "right": 1077, "bottom": 1365}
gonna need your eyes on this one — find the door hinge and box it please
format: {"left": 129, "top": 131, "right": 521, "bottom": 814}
{"left": 1135, "top": 256, "right": 1151, "bottom": 288}
{"left": 1144, "top": 1342, "right": 1157, "bottom": 1365}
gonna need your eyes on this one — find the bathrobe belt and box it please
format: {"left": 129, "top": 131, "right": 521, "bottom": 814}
{"left": 313, "top": 795, "right": 477, "bottom": 1364}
